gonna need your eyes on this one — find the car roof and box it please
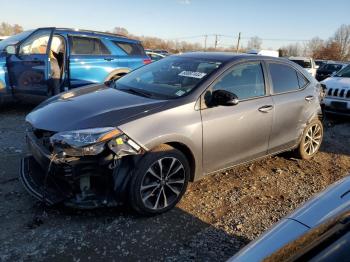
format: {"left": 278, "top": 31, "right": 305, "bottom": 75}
{"left": 35, "top": 27, "right": 140, "bottom": 43}
{"left": 177, "top": 51, "right": 287, "bottom": 63}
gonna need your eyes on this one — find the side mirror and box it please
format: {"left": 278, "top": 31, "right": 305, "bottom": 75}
{"left": 212, "top": 89, "right": 239, "bottom": 106}
{"left": 315, "top": 65, "right": 319, "bottom": 69}
{"left": 5, "top": 45, "right": 16, "bottom": 55}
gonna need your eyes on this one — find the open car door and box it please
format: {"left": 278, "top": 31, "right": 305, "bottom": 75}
{"left": 7, "top": 28, "right": 54, "bottom": 96}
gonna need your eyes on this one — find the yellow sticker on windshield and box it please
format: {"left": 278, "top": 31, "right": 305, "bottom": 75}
{"left": 116, "top": 138, "right": 124, "bottom": 145}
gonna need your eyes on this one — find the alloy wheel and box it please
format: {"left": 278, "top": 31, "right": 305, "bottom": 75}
{"left": 140, "top": 157, "right": 186, "bottom": 210}
{"left": 303, "top": 123, "right": 322, "bottom": 156}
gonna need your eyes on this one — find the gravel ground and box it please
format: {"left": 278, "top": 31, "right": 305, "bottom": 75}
{"left": 0, "top": 104, "right": 349, "bottom": 261}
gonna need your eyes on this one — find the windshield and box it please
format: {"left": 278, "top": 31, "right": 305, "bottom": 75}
{"left": 322, "top": 64, "right": 343, "bottom": 72}
{"left": 335, "top": 64, "right": 350, "bottom": 77}
{"left": 0, "top": 30, "right": 34, "bottom": 51}
{"left": 115, "top": 56, "right": 222, "bottom": 99}
{"left": 291, "top": 59, "right": 312, "bottom": 68}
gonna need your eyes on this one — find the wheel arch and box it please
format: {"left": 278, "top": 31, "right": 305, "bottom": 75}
{"left": 161, "top": 142, "right": 197, "bottom": 182}
{"left": 104, "top": 68, "right": 130, "bottom": 81}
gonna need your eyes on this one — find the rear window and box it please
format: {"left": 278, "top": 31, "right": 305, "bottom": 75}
{"left": 112, "top": 41, "right": 146, "bottom": 56}
{"left": 69, "top": 36, "right": 110, "bottom": 55}
{"left": 291, "top": 59, "right": 312, "bottom": 68}
{"left": 269, "top": 63, "right": 306, "bottom": 93}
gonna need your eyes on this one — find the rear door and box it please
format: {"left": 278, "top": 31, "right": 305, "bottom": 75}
{"left": 267, "top": 62, "right": 314, "bottom": 153}
{"left": 7, "top": 28, "right": 54, "bottom": 95}
{"left": 68, "top": 35, "right": 113, "bottom": 88}
{"left": 201, "top": 61, "right": 274, "bottom": 173}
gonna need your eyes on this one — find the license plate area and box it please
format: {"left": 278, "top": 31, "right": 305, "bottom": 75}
{"left": 331, "top": 101, "right": 347, "bottom": 110}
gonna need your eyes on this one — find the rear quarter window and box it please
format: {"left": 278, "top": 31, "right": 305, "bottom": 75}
{"left": 112, "top": 41, "right": 146, "bottom": 56}
{"left": 269, "top": 63, "right": 308, "bottom": 94}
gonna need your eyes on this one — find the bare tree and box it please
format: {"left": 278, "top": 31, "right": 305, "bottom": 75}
{"left": 306, "top": 37, "right": 325, "bottom": 57}
{"left": 332, "top": 24, "right": 350, "bottom": 60}
{"left": 112, "top": 27, "right": 129, "bottom": 36}
{"left": 279, "top": 43, "right": 302, "bottom": 57}
{"left": 247, "top": 36, "right": 262, "bottom": 50}
{"left": 0, "top": 22, "right": 23, "bottom": 36}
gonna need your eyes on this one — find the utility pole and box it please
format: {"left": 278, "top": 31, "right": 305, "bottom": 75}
{"left": 236, "top": 32, "right": 241, "bottom": 53}
{"left": 214, "top": 34, "right": 218, "bottom": 49}
{"left": 204, "top": 35, "right": 207, "bottom": 51}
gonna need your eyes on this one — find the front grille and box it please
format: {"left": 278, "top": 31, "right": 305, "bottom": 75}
{"left": 327, "top": 88, "right": 350, "bottom": 98}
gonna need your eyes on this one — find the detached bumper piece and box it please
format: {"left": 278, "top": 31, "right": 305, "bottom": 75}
{"left": 20, "top": 156, "right": 71, "bottom": 205}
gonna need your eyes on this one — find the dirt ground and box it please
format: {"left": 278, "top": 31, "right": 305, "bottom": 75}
{"left": 0, "top": 104, "right": 349, "bottom": 261}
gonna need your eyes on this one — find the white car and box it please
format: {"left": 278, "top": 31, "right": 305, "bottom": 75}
{"left": 289, "top": 57, "right": 318, "bottom": 77}
{"left": 322, "top": 64, "right": 350, "bottom": 115}
{"left": 0, "top": 36, "right": 9, "bottom": 41}
{"left": 146, "top": 51, "right": 167, "bottom": 62}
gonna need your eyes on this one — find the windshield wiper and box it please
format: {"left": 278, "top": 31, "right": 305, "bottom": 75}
{"left": 120, "top": 88, "right": 154, "bottom": 98}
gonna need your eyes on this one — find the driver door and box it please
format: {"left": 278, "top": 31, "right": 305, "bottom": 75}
{"left": 201, "top": 61, "right": 274, "bottom": 173}
{"left": 7, "top": 28, "right": 54, "bottom": 96}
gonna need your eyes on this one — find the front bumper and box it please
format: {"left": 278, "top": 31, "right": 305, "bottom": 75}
{"left": 19, "top": 156, "right": 71, "bottom": 205}
{"left": 20, "top": 131, "right": 124, "bottom": 208}
{"left": 323, "top": 97, "right": 350, "bottom": 115}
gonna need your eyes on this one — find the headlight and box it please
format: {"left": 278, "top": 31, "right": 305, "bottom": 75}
{"left": 50, "top": 127, "right": 122, "bottom": 156}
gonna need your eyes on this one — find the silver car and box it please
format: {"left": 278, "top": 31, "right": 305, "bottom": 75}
{"left": 21, "top": 53, "right": 324, "bottom": 215}
{"left": 230, "top": 175, "right": 350, "bottom": 261}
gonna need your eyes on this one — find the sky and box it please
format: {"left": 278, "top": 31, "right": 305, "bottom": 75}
{"left": 0, "top": 0, "right": 350, "bottom": 49}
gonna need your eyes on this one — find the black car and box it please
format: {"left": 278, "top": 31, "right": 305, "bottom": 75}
{"left": 316, "top": 62, "right": 346, "bottom": 81}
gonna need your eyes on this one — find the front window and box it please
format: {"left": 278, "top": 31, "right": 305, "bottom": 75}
{"left": 335, "top": 64, "right": 350, "bottom": 77}
{"left": 19, "top": 29, "right": 51, "bottom": 55}
{"left": 0, "top": 30, "right": 34, "bottom": 52}
{"left": 291, "top": 59, "right": 312, "bottom": 68}
{"left": 115, "top": 56, "right": 222, "bottom": 99}
{"left": 212, "top": 62, "right": 266, "bottom": 100}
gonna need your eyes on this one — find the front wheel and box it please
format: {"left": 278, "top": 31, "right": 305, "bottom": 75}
{"left": 129, "top": 145, "right": 190, "bottom": 215}
{"left": 296, "top": 119, "right": 323, "bottom": 160}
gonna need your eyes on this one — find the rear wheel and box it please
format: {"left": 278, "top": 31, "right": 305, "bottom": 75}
{"left": 129, "top": 145, "right": 190, "bottom": 215}
{"left": 296, "top": 119, "right": 323, "bottom": 160}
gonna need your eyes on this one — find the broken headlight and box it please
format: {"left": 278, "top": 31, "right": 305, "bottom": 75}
{"left": 50, "top": 127, "right": 123, "bottom": 156}
{"left": 50, "top": 127, "right": 142, "bottom": 157}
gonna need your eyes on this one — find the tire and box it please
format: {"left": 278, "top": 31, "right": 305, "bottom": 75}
{"left": 129, "top": 144, "right": 190, "bottom": 216}
{"left": 295, "top": 119, "right": 323, "bottom": 160}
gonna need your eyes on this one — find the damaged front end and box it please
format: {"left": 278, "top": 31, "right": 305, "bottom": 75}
{"left": 20, "top": 125, "right": 144, "bottom": 209}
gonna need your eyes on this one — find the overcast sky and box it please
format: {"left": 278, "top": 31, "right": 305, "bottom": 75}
{"left": 1, "top": 0, "right": 349, "bottom": 49}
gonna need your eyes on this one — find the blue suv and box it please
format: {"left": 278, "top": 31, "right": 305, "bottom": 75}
{"left": 0, "top": 27, "right": 151, "bottom": 103}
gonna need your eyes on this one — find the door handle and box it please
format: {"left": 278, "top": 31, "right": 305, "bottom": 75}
{"left": 104, "top": 58, "right": 114, "bottom": 61}
{"left": 258, "top": 105, "right": 274, "bottom": 113}
{"left": 305, "top": 95, "right": 315, "bottom": 102}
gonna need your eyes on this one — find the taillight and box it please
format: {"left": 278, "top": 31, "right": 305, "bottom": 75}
{"left": 143, "top": 59, "right": 152, "bottom": 64}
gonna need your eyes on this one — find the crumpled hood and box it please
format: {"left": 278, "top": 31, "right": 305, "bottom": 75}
{"left": 322, "top": 76, "right": 350, "bottom": 90}
{"left": 26, "top": 84, "right": 167, "bottom": 132}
